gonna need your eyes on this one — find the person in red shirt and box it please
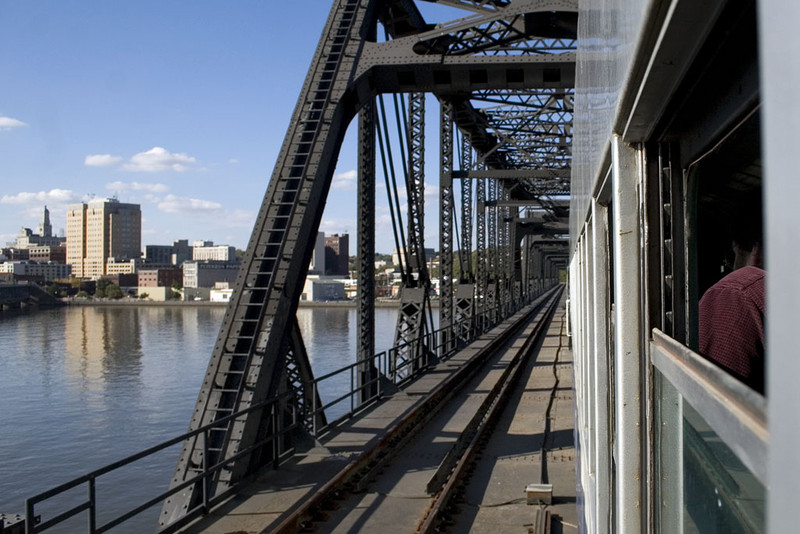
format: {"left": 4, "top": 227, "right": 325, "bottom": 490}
{"left": 699, "top": 202, "right": 765, "bottom": 394}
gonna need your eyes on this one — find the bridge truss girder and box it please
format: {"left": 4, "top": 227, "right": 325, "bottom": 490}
{"left": 162, "top": 0, "right": 575, "bottom": 527}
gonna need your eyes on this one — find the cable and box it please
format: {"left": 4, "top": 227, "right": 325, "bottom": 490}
{"left": 376, "top": 95, "right": 405, "bottom": 279}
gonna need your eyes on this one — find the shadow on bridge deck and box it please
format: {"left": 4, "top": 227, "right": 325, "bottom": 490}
{"left": 180, "top": 299, "right": 576, "bottom": 534}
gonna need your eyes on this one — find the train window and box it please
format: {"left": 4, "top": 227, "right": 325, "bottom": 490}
{"left": 655, "top": 108, "right": 767, "bottom": 533}
{"left": 687, "top": 111, "right": 764, "bottom": 394}
{"left": 647, "top": 1, "right": 765, "bottom": 530}
{"left": 655, "top": 368, "right": 766, "bottom": 532}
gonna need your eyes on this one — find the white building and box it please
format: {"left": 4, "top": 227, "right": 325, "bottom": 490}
{"left": 392, "top": 247, "right": 436, "bottom": 269}
{"left": 183, "top": 261, "right": 240, "bottom": 288}
{"left": 192, "top": 243, "right": 236, "bottom": 262}
{"left": 210, "top": 282, "right": 234, "bottom": 302}
{"left": 301, "top": 275, "right": 346, "bottom": 301}
{"left": 105, "top": 258, "right": 140, "bottom": 275}
{"left": 0, "top": 261, "right": 72, "bottom": 282}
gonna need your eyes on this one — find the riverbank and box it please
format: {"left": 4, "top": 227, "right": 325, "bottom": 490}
{"left": 63, "top": 298, "right": 411, "bottom": 308}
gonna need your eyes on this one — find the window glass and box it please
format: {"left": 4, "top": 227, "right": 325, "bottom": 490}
{"left": 655, "top": 369, "right": 765, "bottom": 533}
{"left": 683, "top": 401, "right": 765, "bottom": 533}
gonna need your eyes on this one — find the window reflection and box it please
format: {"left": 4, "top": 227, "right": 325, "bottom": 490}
{"left": 682, "top": 402, "right": 765, "bottom": 533}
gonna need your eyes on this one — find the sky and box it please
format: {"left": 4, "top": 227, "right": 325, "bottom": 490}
{"left": 1, "top": 1, "right": 464, "bottom": 255}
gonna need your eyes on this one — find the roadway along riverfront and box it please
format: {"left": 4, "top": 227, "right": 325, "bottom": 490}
{"left": 179, "top": 286, "right": 576, "bottom": 533}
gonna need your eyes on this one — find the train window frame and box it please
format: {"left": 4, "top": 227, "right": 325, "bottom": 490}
{"left": 651, "top": 105, "right": 766, "bottom": 532}
{"left": 643, "top": 0, "right": 765, "bottom": 525}
{"left": 651, "top": 329, "right": 767, "bottom": 483}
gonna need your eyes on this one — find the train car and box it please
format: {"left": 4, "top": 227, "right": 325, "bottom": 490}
{"left": 569, "top": 0, "right": 798, "bottom": 531}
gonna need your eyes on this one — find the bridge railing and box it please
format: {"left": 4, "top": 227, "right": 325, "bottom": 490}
{"left": 24, "top": 389, "right": 300, "bottom": 534}
{"left": 307, "top": 287, "right": 547, "bottom": 436}
{"left": 23, "top": 286, "right": 552, "bottom": 533}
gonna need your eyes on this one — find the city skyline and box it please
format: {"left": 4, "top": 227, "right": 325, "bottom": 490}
{"left": 0, "top": 2, "right": 462, "bottom": 255}
{"left": 5, "top": 201, "right": 359, "bottom": 256}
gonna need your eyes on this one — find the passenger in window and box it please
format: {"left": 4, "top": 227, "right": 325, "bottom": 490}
{"left": 699, "top": 198, "right": 765, "bottom": 394}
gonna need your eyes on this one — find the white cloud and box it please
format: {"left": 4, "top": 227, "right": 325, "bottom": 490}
{"left": 424, "top": 183, "right": 438, "bottom": 200}
{"left": 157, "top": 194, "right": 222, "bottom": 215}
{"left": 123, "top": 147, "right": 198, "bottom": 172}
{"left": 332, "top": 169, "right": 357, "bottom": 190}
{"left": 0, "top": 115, "right": 27, "bottom": 130}
{"left": 218, "top": 209, "right": 255, "bottom": 228}
{"left": 229, "top": 158, "right": 239, "bottom": 164}
{"left": 85, "top": 154, "right": 122, "bottom": 167}
{"left": 320, "top": 218, "right": 355, "bottom": 235}
{"left": 106, "top": 181, "right": 169, "bottom": 193}
{"left": 0, "top": 189, "right": 79, "bottom": 205}
{"left": 0, "top": 190, "right": 83, "bottom": 233}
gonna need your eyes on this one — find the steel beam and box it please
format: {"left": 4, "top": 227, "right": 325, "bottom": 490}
{"left": 161, "top": 1, "right": 378, "bottom": 526}
{"left": 392, "top": 92, "right": 432, "bottom": 380}
{"left": 357, "top": 101, "right": 378, "bottom": 403}
{"left": 440, "top": 100, "right": 455, "bottom": 354}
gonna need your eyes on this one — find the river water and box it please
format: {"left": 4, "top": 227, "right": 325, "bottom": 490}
{"left": 0, "top": 304, "right": 402, "bottom": 532}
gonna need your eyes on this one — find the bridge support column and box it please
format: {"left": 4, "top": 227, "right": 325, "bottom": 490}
{"left": 440, "top": 100, "right": 455, "bottom": 355}
{"left": 476, "top": 172, "right": 487, "bottom": 330}
{"left": 357, "top": 100, "right": 378, "bottom": 404}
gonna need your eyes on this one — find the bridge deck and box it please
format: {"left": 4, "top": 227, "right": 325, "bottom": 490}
{"left": 181, "top": 299, "right": 576, "bottom": 533}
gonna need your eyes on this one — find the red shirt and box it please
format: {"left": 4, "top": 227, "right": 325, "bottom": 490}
{"left": 699, "top": 265, "right": 765, "bottom": 394}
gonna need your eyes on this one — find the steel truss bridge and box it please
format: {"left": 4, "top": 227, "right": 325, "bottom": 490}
{"left": 161, "top": 0, "right": 573, "bottom": 528}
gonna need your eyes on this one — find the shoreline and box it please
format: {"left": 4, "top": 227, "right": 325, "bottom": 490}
{"left": 62, "top": 298, "right": 411, "bottom": 308}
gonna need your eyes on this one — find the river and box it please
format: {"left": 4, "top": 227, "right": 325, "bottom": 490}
{"left": 0, "top": 304, "right": 404, "bottom": 532}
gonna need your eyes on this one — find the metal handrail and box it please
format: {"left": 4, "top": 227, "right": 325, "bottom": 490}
{"left": 25, "top": 391, "right": 296, "bottom": 534}
{"left": 23, "top": 286, "right": 551, "bottom": 533}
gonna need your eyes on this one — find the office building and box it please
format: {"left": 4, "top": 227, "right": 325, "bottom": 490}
{"left": 308, "top": 232, "right": 326, "bottom": 275}
{"left": 182, "top": 261, "right": 240, "bottom": 288}
{"left": 28, "top": 245, "right": 67, "bottom": 264}
{"left": 138, "top": 268, "right": 183, "bottom": 288}
{"left": 192, "top": 243, "right": 236, "bottom": 262}
{"left": 13, "top": 207, "right": 65, "bottom": 249}
{"left": 144, "top": 239, "right": 192, "bottom": 265}
{"left": 0, "top": 260, "right": 72, "bottom": 282}
{"left": 324, "top": 233, "right": 349, "bottom": 276}
{"left": 66, "top": 198, "right": 141, "bottom": 279}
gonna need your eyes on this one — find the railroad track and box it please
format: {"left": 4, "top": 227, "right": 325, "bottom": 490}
{"left": 272, "top": 285, "right": 565, "bottom": 534}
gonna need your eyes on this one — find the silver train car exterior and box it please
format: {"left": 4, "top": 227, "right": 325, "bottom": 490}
{"left": 568, "top": 0, "right": 798, "bottom": 531}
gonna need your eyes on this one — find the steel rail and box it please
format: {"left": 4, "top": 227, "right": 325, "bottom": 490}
{"left": 271, "top": 285, "right": 563, "bottom": 533}
{"left": 417, "top": 286, "right": 562, "bottom": 532}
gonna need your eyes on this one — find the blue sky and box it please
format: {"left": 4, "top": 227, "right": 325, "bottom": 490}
{"left": 1, "top": 1, "right": 463, "bottom": 255}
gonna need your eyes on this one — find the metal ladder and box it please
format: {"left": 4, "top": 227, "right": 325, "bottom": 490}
{"left": 160, "top": 1, "right": 370, "bottom": 528}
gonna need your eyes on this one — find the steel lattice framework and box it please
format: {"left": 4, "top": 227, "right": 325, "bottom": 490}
{"left": 160, "top": 0, "right": 574, "bottom": 528}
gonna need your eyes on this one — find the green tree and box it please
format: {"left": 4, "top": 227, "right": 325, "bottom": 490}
{"left": 76, "top": 290, "right": 89, "bottom": 298}
{"left": 105, "top": 284, "right": 124, "bottom": 299}
{"left": 45, "top": 283, "right": 61, "bottom": 297}
{"left": 95, "top": 278, "right": 112, "bottom": 297}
